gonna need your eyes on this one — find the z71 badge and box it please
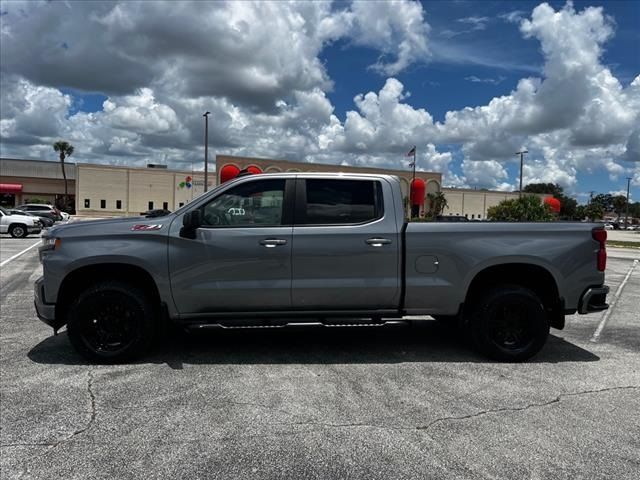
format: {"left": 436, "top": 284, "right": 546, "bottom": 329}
{"left": 131, "top": 224, "right": 163, "bottom": 231}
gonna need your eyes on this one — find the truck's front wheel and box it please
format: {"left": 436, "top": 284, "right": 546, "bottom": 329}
{"left": 468, "top": 285, "right": 549, "bottom": 362}
{"left": 66, "top": 281, "right": 156, "bottom": 363}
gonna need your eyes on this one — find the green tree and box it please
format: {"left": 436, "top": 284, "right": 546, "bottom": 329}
{"left": 487, "top": 195, "right": 555, "bottom": 222}
{"left": 612, "top": 195, "right": 628, "bottom": 217}
{"left": 588, "top": 203, "right": 605, "bottom": 221}
{"left": 590, "top": 193, "right": 614, "bottom": 212}
{"left": 576, "top": 203, "right": 605, "bottom": 221}
{"left": 53, "top": 140, "right": 74, "bottom": 210}
{"left": 427, "top": 191, "right": 448, "bottom": 216}
{"left": 523, "top": 183, "right": 562, "bottom": 196}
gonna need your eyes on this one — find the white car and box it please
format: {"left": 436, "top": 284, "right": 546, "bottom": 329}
{"left": 0, "top": 206, "right": 43, "bottom": 238}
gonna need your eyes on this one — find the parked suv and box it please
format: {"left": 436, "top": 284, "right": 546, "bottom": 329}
{"left": 16, "top": 204, "right": 62, "bottom": 222}
{"left": 0, "top": 206, "right": 42, "bottom": 238}
{"left": 9, "top": 209, "right": 54, "bottom": 228}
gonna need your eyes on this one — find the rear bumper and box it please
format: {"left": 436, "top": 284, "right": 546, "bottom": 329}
{"left": 578, "top": 285, "right": 609, "bottom": 314}
{"left": 34, "top": 277, "right": 64, "bottom": 330}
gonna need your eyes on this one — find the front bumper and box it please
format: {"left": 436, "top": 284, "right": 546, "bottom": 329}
{"left": 578, "top": 285, "right": 609, "bottom": 314}
{"left": 27, "top": 226, "right": 42, "bottom": 234}
{"left": 34, "top": 276, "right": 64, "bottom": 330}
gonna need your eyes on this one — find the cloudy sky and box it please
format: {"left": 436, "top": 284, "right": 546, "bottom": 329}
{"left": 1, "top": 0, "right": 638, "bottom": 201}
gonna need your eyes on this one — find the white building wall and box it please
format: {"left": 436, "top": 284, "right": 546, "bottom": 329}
{"left": 77, "top": 165, "right": 128, "bottom": 214}
{"left": 75, "top": 164, "right": 216, "bottom": 216}
{"left": 442, "top": 189, "right": 548, "bottom": 219}
{"left": 128, "top": 170, "right": 174, "bottom": 214}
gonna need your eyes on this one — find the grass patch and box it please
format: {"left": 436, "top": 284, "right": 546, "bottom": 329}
{"left": 608, "top": 241, "right": 640, "bottom": 249}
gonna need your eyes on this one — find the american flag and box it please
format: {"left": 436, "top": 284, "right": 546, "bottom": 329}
{"left": 407, "top": 146, "right": 416, "bottom": 166}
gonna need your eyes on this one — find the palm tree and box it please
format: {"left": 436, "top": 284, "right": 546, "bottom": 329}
{"left": 53, "top": 141, "right": 74, "bottom": 210}
{"left": 427, "top": 191, "right": 448, "bottom": 216}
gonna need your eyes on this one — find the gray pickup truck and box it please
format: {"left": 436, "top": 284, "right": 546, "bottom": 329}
{"left": 35, "top": 173, "right": 609, "bottom": 363}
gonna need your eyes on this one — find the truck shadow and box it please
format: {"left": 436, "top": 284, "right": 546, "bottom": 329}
{"left": 28, "top": 322, "right": 600, "bottom": 367}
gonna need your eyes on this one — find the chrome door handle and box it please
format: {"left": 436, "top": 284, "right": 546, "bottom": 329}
{"left": 259, "top": 238, "right": 288, "bottom": 248}
{"left": 366, "top": 238, "right": 392, "bottom": 247}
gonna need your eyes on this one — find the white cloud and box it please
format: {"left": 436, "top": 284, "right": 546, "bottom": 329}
{"left": 102, "top": 89, "right": 179, "bottom": 135}
{"left": 462, "top": 159, "right": 510, "bottom": 190}
{"left": 500, "top": 10, "right": 527, "bottom": 24}
{"left": 0, "top": 76, "right": 71, "bottom": 145}
{"left": 327, "top": 78, "right": 436, "bottom": 155}
{"left": 348, "top": 0, "right": 430, "bottom": 75}
{"left": 428, "top": 2, "right": 639, "bottom": 192}
{"left": 0, "top": 0, "right": 430, "bottom": 111}
{"left": 464, "top": 75, "right": 506, "bottom": 84}
{"left": 457, "top": 16, "right": 490, "bottom": 30}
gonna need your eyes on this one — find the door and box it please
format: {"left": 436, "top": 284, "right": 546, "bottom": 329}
{"left": 291, "top": 178, "right": 400, "bottom": 310}
{"left": 168, "top": 178, "right": 294, "bottom": 314}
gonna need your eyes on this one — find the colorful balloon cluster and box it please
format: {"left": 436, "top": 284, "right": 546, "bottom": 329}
{"left": 178, "top": 176, "right": 193, "bottom": 189}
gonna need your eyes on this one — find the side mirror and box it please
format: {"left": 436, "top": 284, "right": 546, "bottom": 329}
{"left": 180, "top": 210, "right": 201, "bottom": 238}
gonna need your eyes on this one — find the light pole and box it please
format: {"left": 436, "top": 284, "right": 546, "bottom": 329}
{"left": 625, "top": 176, "right": 632, "bottom": 228}
{"left": 516, "top": 150, "right": 528, "bottom": 198}
{"left": 203, "top": 111, "right": 210, "bottom": 192}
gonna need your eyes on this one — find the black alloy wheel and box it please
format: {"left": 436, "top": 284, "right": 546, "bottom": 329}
{"left": 468, "top": 285, "right": 549, "bottom": 362}
{"left": 66, "top": 281, "right": 155, "bottom": 363}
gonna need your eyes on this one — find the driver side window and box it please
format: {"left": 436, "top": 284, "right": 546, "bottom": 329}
{"left": 201, "top": 179, "right": 285, "bottom": 227}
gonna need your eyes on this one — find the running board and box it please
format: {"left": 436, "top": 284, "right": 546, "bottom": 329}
{"left": 185, "top": 320, "right": 410, "bottom": 331}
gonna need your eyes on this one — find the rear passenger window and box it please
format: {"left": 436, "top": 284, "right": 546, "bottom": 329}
{"left": 302, "top": 179, "right": 382, "bottom": 225}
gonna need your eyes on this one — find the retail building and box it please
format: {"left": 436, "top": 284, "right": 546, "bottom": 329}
{"left": 2, "top": 155, "right": 535, "bottom": 219}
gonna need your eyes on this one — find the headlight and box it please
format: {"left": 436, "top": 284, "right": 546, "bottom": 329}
{"left": 41, "top": 237, "right": 61, "bottom": 251}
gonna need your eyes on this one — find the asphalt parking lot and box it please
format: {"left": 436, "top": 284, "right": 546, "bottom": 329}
{"left": 1, "top": 235, "right": 639, "bottom": 479}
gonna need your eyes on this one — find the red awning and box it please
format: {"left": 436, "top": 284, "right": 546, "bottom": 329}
{"left": 0, "top": 183, "right": 23, "bottom": 194}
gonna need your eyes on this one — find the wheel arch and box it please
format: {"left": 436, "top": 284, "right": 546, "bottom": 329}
{"left": 463, "top": 262, "right": 564, "bottom": 329}
{"left": 56, "top": 263, "right": 162, "bottom": 323}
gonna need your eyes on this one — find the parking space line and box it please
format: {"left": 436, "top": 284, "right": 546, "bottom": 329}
{"left": 0, "top": 240, "right": 41, "bottom": 268}
{"left": 590, "top": 259, "right": 639, "bottom": 343}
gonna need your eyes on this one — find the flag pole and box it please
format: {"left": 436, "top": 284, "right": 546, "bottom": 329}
{"left": 410, "top": 146, "right": 416, "bottom": 218}
{"left": 412, "top": 146, "right": 416, "bottom": 187}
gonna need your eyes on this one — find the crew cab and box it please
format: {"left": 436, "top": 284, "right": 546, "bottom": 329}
{"left": 34, "top": 173, "right": 609, "bottom": 363}
{"left": 0, "top": 206, "right": 42, "bottom": 238}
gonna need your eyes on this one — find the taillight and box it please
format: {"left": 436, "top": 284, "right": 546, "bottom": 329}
{"left": 592, "top": 228, "right": 607, "bottom": 272}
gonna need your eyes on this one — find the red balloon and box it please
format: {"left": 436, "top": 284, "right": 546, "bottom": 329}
{"left": 410, "top": 178, "right": 426, "bottom": 206}
{"left": 544, "top": 196, "right": 561, "bottom": 213}
{"left": 220, "top": 164, "right": 240, "bottom": 183}
{"left": 246, "top": 165, "right": 262, "bottom": 174}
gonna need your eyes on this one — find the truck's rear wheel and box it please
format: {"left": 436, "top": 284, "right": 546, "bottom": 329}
{"left": 467, "top": 285, "right": 549, "bottom": 362}
{"left": 66, "top": 281, "right": 155, "bottom": 363}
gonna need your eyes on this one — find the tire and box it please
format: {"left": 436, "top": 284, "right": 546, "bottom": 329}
{"left": 9, "top": 224, "right": 28, "bottom": 238}
{"left": 66, "top": 281, "right": 156, "bottom": 363}
{"left": 467, "top": 285, "right": 549, "bottom": 362}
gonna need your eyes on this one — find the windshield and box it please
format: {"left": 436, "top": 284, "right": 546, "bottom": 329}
{"left": 0, "top": 206, "right": 8, "bottom": 215}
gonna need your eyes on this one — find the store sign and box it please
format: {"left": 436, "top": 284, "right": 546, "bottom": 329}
{"left": 177, "top": 176, "right": 193, "bottom": 189}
